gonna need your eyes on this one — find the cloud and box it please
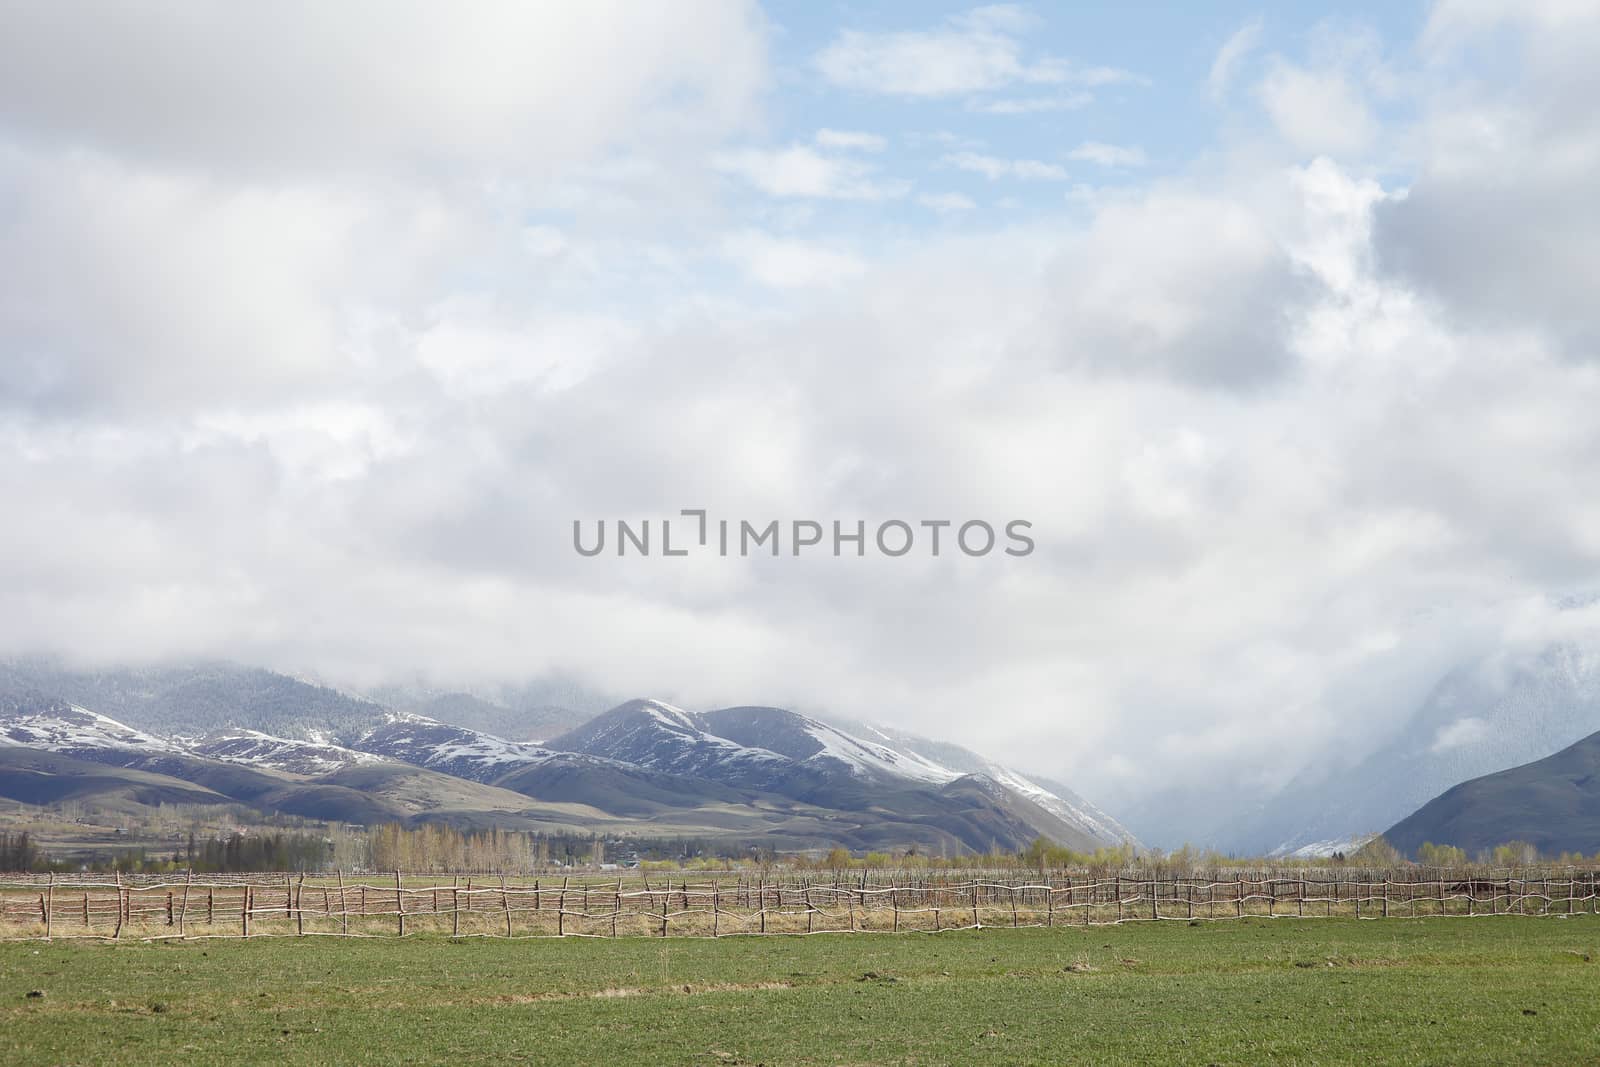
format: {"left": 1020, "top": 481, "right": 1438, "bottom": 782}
{"left": 1209, "top": 18, "right": 1264, "bottom": 101}
{"left": 1035, "top": 179, "right": 1314, "bottom": 387}
{"left": 0, "top": 2, "right": 767, "bottom": 178}
{"left": 1068, "top": 142, "right": 1147, "bottom": 167}
{"left": 814, "top": 128, "right": 886, "bottom": 151}
{"left": 944, "top": 151, "right": 1068, "bottom": 180}
{"left": 1256, "top": 24, "right": 1390, "bottom": 159}
{"left": 966, "top": 93, "right": 1093, "bottom": 114}
{"left": 815, "top": 6, "right": 1132, "bottom": 98}
{"left": 720, "top": 230, "right": 867, "bottom": 288}
{"left": 918, "top": 192, "right": 978, "bottom": 214}
{"left": 1374, "top": 2, "right": 1600, "bottom": 354}
{"left": 714, "top": 144, "right": 909, "bottom": 199}
{"left": 1430, "top": 716, "right": 1491, "bottom": 753}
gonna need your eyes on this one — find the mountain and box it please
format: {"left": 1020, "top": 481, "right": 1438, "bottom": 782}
{"left": 187, "top": 729, "right": 394, "bottom": 777}
{"left": 351, "top": 713, "right": 555, "bottom": 782}
{"left": 0, "top": 675, "right": 1133, "bottom": 855}
{"left": 360, "top": 677, "right": 611, "bottom": 741}
{"left": 1384, "top": 728, "right": 1600, "bottom": 858}
{"left": 831, "top": 719, "right": 1140, "bottom": 848}
{"left": 549, "top": 700, "right": 1126, "bottom": 852}
{"left": 1, "top": 695, "right": 184, "bottom": 757}
{"left": 1190, "top": 641, "right": 1600, "bottom": 855}
{"left": 549, "top": 700, "right": 801, "bottom": 790}
{"left": 0, "top": 745, "right": 233, "bottom": 813}
{"left": 0, "top": 660, "right": 388, "bottom": 740}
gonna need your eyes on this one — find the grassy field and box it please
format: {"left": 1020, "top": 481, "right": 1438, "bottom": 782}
{"left": 3, "top": 916, "right": 1598, "bottom": 1065}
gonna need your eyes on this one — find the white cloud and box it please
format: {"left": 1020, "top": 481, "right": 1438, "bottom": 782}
{"left": 0, "top": 2, "right": 767, "bottom": 178}
{"left": 720, "top": 230, "right": 867, "bottom": 288}
{"left": 1209, "top": 18, "right": 1264, "bottom": 101}
{"left": 1068, "top": 142, "right": 1147, "bottom": 167}
{"left": 1430, "top": 716, "right": 1491, "bottom": 753}
{"left": 815, "top": 6, "right": 1133, "bottom": 98}
{"left": 1375, "top": 1, "right": 1600, "bottom": 352}
{"left": 967, "top": 93, "right": 1093, "bottom": 114}
{"left": 944, "top": 151, "right": 1068, "bottom": 180}
{"left": 714, "top": 144, "right": 909, "bottom": 200}
{"left": 1256, "top": 25, "right": 1392, "bottom": 159}
{"left": 918, "top": 192, "right": 978, "bottom": 214}
{"left": 815, "top": 128, "right": 886, "bottom": 152}
{"left": 1259, "top": 60, "right": 1377, "bottom": 157}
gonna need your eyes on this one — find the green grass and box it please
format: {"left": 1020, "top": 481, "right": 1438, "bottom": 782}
{"left": 3, "top": 917, "right": 1598, "bottom": 1065}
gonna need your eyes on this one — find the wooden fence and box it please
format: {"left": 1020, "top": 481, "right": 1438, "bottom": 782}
{"left": 2, "top": 869, "right": 1598, "bottom": 941}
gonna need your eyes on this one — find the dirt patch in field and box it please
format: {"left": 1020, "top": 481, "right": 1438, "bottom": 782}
{"left": 482, "top": 980, "right": 798, "bottom": 1006}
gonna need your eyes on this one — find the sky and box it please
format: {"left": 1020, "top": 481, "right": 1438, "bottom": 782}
{"left": 2, "top": 1, "right": 1599, "bottom": 816}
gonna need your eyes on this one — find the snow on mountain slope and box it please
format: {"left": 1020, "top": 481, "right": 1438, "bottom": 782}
{"left": 1, "top": 698, "right": 183, "bottom": 755}
{"left": 547, "top": 700, "right": 794, "bottom": 787}
{"left": 697, "top": 706, "right": 960, "bottom": 784}
{"left": 550, "top": 700, "right": 1136, "bottom": 848}
{"left": 844, "top": 720, "right": 1140, "bottom": 847}
{"left": 187, "top": 728, "right": 392, "bottom": 777}
{"left": 351, "top": 712, "right": 556, "bottom": 783}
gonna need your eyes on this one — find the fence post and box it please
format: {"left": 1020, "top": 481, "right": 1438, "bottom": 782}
{"left": 558, "top": 877, "right": 568, "bottom": 937}
{"left": 336, "top": 869, "right": 348, "bottom": 935}
{"left": 113, "top": 871, "right": 124, "bottom": 939}
{"left": 502, "top": 876, "right": 512, "bottom": 937}
{"left": 243, "top": 884, "right": 251, "bottom": 938}
{"left": 395, "top": 872, "right": 405, "bottom": 937}
{"left": 44, "top": 873, "right": 53, "bottom": 940}
{"left": 452, "top": 876, "right": 460, "bottom": 937}
{"left": 178, "top": 870, "right": 191, "bottom": 938}
{"left": 296, "top": 873, "right": 306, "bottom": 936}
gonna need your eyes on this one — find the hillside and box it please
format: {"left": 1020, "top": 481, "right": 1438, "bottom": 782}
{"left": 0, "top": 660, "right": 387, "bottom": 740}
{"left": 1384, "top": 728, "right": 1600, "bottom": 857}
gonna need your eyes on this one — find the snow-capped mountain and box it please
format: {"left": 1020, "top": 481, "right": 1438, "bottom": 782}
{"left": 1, "top": 697, "right": 184, "bottom": 756}
{"left": 547, "top": 700, "right": 799, "bottom": 790}
{"left": 835, "top": 720, "right": 1141, "bottom": 847}
{"left": 350, "top": 712, "right": 557, "bottom": 783}
{"left": 697, "top": 706, "right": 959, "bottom": 784}
{"left": 0, "top": 674, "right": 1136, "bottom": 854}
{"left": 551, "top": 700, "right": 1133, "bottom": 849}
{"left": 187, "top": 728, "right": 393, "bottom": 777}
{"left": 0, "top": 659, "right": 388, "bottom": 741}
{"left": 548, "top": 698, "right": 974, "bottom": 794}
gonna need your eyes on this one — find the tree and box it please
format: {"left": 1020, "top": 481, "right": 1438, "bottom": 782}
{"left": 1417, "top": 842, "right": 1467, "bottom": 866}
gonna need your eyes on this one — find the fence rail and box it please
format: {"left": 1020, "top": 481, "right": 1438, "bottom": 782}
{"left": 3, "top": 870, "right": 1598, "bottom": 941}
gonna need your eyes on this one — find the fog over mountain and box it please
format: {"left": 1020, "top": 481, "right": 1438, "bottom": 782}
{"left": 3, "top": 4, "right": 1600, "bottom": 829}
